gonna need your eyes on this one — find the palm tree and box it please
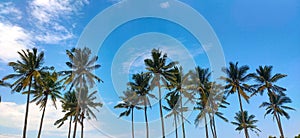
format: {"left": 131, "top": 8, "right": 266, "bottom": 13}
{"left": 128, "top": 72, "right": 154, "bottom": 138}
{"left": 77, "top": 85, "right": 103, "bottom": 138}
{"left": 163, "top": 93, "right": 188, "bottom": 138}
{"left": 250, "top": 65, "right": 287, "bottom": 96}
{"left": 207, "top": 83, "right": 229, "bottom": 138}
{"left": 114, "top": 90, "right": 142, "bottom": 138}
{"left": 221, "top": 62, "right": 253, "bottom": 138}
{"left": 54, "top": 91, "right": 77, "bottom": 138}
{"left": 260, "top": 93, "right": 295, "bottom": 138}
{"left": 59, "top": 47, "right": 103, "bottom": 138}
{"left": 190, "top": 66, "right": 211, "bottom": 138}
{"left": 2, "top": 48, "right": 44, "bottom": 138}
{"left": 165, "top": 66, "right": 193, "bottom": 138}
{"left": 144, "top": 48, "right": 178, "bottom": 138}
{"left": 231, "top": 111, "right": 261, "bottom": 137}
{"left": 30, "top": 71, "right": 62, "bottom": 138}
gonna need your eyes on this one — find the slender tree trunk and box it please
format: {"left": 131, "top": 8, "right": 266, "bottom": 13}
{"left": 37, "top": 95, "right": 48, "bottom": 138}
{"left": 209, "top": 114, "right": 215, "bottom": 138}
{"left": 174, "top": 114, "right": 178, "bottom": 138}
{"left": 68, "top": 116, "right": 72, "bottom": 138}
{"left": 131, "top": 108, "right": 135, "bottom": 138}
{"left": 81, "top": 112, "right": 84, "bottom": 138}
{"left": 144, "top": 100, "right": 149, "bottom": 138}
{"left": 204, "top": 115, "right": 209, "bottom": 138}
{"left": 237, "top": 92, "right": 249, "bottom": 138}
{"left": 179, "top": 95, "right": 186, "bottom": 138}
{"left": 212, "top": 116, "right": 217, "bottom": 138}
{"left": 23, "top": 80, "right": 32, "bottom": 138}
{"left": 73, "top": 79, "right": 83, "bottom": 138}
{"left": 274, "top": 111, "right": 284, "bottom": 138}
{"left": 158, "top": 81, "right": 165, "bottom": 138}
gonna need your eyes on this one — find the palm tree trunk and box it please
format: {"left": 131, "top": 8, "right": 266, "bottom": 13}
{"left": 158, "top": 81, "right": 165, "bottom": 138}
{"left": 131, "top": 108, "right": 135, "bottom": 138}
{"left": 180, "top": 96, "right": 186, "bottom": 138}
{"left": 37, "top": 95, "right": 48, "bottom": 138}
{"left": 23, "top": 80, "right": 32, "bottom": 138}
{"left": 73, "top": 79, "right": 83, "bottom": 138}
{"left": 144, "top": 102, "right": 149, "bottom": 138}
{"left": 68, "top": 116, "right": 72, "bottom": 138}
{"left": 204, "top": 115, "right": 209, "bottom": 138}
{"left": 274, "top": 111, "right": 284, "bottom": 138}
{"left": 174, "top": 114, "right": 178, "bottom": 138}
{"left": 212, "top": 116, "right": 217, "bottom": 138}
{"left": 209, "top": 114, "right": 215, "bottom": 138}
{"left": 237, "top": 92, "right": 249, "bottom": 138}
{"left": 81, "top": 112, "right": 84, "bottom": 138}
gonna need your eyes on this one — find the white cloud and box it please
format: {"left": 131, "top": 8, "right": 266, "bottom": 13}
{"left": 0, "top": 2, "right": 22, "bottom": 21}
{"left": 0, "top": 22, "right": 33, "bottom": 63}
{"left": 160, "top": 2, "right": 170, "bottom": 9}
{"left": 28, "top": 0, "right": 89, "bottom": 44}
{"left": 0, "top": 101, "right": 99, "bottom": 137}
{"left": 0, "top": 134, "right": 21, "bottom": 138}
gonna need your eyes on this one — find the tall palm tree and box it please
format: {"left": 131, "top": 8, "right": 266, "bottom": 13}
{"left": 2, "top": 48, "right": 44, "bottom": 138}
{"left": 144, "top": 48, "right": 178, "bottom": 138}
{"left": 166, "top": 66, "right": 192, "bottom": 138}
{"left": 221, "top": 62, "right": 253, "bottom": 138}
{"left": 30, "top": 71, "right": 62, "bottom": 138}
{"left": 251, "top": 65, "right": 287, "bottom": 97}
{"left": 128, "top": 72, "right": 154, "bottom": 138}
{"left": 190, "top": 66, "right": 211, "bottom": 138}
{"left": 77, "top": 85, "right": 102, "bottom": 138}
{"left": 231, "top": 111, "right": 261, "bottom": 137}
{"left": 260, "top": 93, "right": 295, "bottom": 138}
{"left": 163, "top": 93, "right": 188, "bottom": 138}
{"left": 54, "top": 91, "right": 77, "bottom": 138}
{"left": 114, "top": 91, "right": 142, "bottom": 138}
{"left": 207, "top": 82, "right": 229, "bottom": 138}
{"left": 59, "top": 47, "right": 103, "bottom": 138}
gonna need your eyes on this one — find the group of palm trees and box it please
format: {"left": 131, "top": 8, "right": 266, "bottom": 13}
{"left": 113, "top": 49, "right": 295, "bottom": 138}
{"left": 1, "top": 47, "right": 103, "bottom": 138}
{"left": 0, "top": 47, "right": 296, "bottom": 138}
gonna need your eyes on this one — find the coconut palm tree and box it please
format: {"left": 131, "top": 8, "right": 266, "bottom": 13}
{"left": 128, "top": 72, "right": 154, "bottom": 138}
{"left": 207, "top": 82, "right": 229, "bottom": 138}
{"left": 231, "top": 111, "right": 261, "bottom": 137}
{"left": 163, "top": 93, "right": 188, "bottom": 138}
{"left": 144, "top": 48, "right": 178, "bottom": 138}
{"left": 190, "top": 66, "right": 211, "bottom": 138}
{"left": 250, "top": 65, "right": 287, "bottom": 96}
{"left": 2, "top": 48, "right": 44, "bottom": 138}
{"left": 221, "top": 62, "right": 253, "bottom": 138}
{"left": 77, "top": 85, "right": 102, "bottom": 138}
{"left": 259, "top": 93, "right": 295, "bottom": 138}
{"left": 114, "top": 90, "right": 142, "bottom": 138}
{"left": 30, "top": 71, "right": 62, "bottom": 138}
{"left": 54, "top": 91, "right": 77, "bottom": 138}
{"left": 59, "top": 47, "right": 103, "bottom": 138}
{"left": 166, "top": 66, "right": 193, "bottom": 138}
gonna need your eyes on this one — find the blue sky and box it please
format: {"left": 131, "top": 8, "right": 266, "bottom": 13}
{"left": 0, "top": 0, "right": 300, "bottom": 138}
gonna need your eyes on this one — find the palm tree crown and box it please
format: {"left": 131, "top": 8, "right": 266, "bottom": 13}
{"left": 231, "top": 111, "right": 261, "bottom": 137}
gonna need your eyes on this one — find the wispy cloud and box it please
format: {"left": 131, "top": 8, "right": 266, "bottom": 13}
{"left": 0, "top": 2, "right": 22, "bottom": 21}
{"left": 160, "top": 1, "right": 170, "bottom": 9}
{"left": 28, "top": 0, "right": 89, "bottom": 44}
